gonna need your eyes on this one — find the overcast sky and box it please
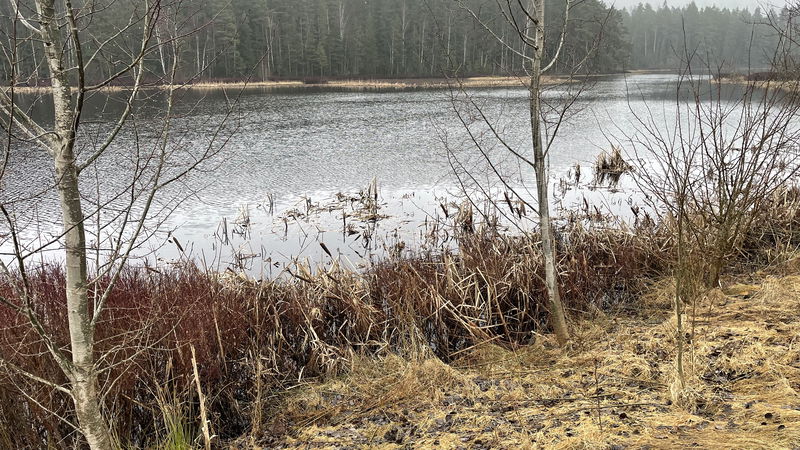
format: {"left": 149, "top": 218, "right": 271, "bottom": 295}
{"left": 609, "top": 0, "right": 789, "bottom": 10}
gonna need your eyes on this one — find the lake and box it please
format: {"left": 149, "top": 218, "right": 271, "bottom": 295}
{"left": 1, "top": 74, "right": 738, "bottom": 276}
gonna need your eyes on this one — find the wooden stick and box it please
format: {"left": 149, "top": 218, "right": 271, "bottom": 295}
{"left": 191, "top": 345, "right": 213, "bottom": 450}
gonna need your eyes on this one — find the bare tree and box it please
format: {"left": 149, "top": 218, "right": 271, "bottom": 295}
{"left": 624, "top": 45, "right": 800, "bottom": 281}
{"left": 527, "top": 0, "right": 570, "bottom": 345}
{"left": 617, "top": 32, "right": 800, "bottom": 389}
{"left": 450, "top": 0, "right": 611, "bottom": 345}
{"left": 0, "top": 0, "right": 240, "bottom": 447}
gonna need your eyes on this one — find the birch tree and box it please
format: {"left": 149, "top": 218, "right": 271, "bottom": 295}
{"left": 527, "top": 0, "right": 569, "bottom": 345}
{"left": 0, "top": 0, "right": 238, "bottom": 447}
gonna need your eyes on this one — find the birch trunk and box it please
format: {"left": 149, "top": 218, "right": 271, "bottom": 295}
{"left": 528, "top": 0, "right": 569, "bottom": 345}
{"left": 36, "top": 0, "right": 114, "bottom": 447}
{"left": 156, "top": 26, "right": 168, "bottom": 76}
{"left": 55, "top": 148, "right": 113, "bottom": 449}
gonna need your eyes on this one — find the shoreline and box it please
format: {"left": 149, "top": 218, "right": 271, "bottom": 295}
{"left": 180, "top": 76, "right": 552, "bottom": 91}
{"left": 715, "top": 76, "right": 800, "bottom": 92}
{"left": 2, "top": 73, "right": 640, "bottom": 94}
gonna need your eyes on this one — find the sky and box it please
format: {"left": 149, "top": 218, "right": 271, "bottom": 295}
{"left": 609, "top": 0, "right": 790, "bottom": 10}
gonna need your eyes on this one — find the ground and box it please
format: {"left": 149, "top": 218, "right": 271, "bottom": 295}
{"left": 257, "top": 267, "right": 800, "bottom": 449}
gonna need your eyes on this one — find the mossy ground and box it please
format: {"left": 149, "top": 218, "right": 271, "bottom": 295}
{"left": 255, "top": 266, "right": 800, "bottom": 449}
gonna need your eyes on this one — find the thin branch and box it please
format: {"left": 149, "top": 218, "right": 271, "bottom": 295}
{"left": 0, "top": 359, "right": 72, "bottom": 395}
{"left": 7, "top": 0, "right": 41, "bottom": 34}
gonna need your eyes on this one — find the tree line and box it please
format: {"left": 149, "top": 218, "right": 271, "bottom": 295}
{"left": 0, "top": 0, "right": 789, "bottom": 85}
{"left": 624, "top": 3, "right": 781, "bottom": 70}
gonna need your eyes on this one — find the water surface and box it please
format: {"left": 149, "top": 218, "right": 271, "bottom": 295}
{"left": 3, "top": 74, "right": 743, "bottom": 274}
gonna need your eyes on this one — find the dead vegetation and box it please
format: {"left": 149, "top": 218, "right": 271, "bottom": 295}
{"left": 0, "top": 186, "right": 798, "bottom": 447}
{"left": 0, "top": 76, "right": 566, "bottom": 95}
{"left": 266, "top": 266, "right": 800, "bottom": 449}
{"left": 0, "top": 215, "right": 669, "bottom": 448}
{"left": 593, "top": 147, "right": 633, "bottom": 188}
{"left": 0, "top": 192, "right": 795, "bottom": 447}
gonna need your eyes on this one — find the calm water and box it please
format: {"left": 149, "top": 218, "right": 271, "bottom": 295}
{"left": 2, "top": 74, "right": 743, "bottom": 275}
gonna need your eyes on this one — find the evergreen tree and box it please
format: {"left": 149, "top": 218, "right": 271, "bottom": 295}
{"left": 0, "top": 0, "right": 785, "bottom": 84}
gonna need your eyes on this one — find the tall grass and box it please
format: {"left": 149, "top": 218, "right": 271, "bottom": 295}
{"left": 0, "top": 189, "right": 797, "bottom": 447}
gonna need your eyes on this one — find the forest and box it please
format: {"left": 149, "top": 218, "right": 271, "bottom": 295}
{"left": 624, "top": 3, "right": 780, "bottom": 70}
{"left": 0, "top": 0, "right": 786, "bottom": 84}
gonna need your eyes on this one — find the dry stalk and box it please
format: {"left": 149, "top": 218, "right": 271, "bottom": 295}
{"left": 191, "top": 345, "right": 213, "bottom": 450}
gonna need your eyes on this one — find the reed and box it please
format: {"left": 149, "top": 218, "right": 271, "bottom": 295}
{"left": 0, "top": 193, "right": 797, "bottom": 447}
{"left": 593, "top": 147, "right": 633, "bottom": 188}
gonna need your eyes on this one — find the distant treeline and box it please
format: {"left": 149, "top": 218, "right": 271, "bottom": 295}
{"left": 624, "top": 3, "right": 780, "bottom": 70}
{"left": 0, "top": 0, "right": 788, "bottom": 84}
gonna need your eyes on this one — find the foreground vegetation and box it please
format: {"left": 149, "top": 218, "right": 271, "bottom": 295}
{"left": 1, "top": 186, "right": 798, "bottom": 448}
{"left": 273, "top": 269, "right": 800, "bottom": 448}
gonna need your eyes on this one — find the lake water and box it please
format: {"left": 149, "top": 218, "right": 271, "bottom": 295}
{"left": 2, "top": 74, "right": 740, "bottom": 275}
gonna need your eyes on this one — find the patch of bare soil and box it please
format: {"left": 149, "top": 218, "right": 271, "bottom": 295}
{"left": 254, "top": 272, "right": 800, "bottom": 449}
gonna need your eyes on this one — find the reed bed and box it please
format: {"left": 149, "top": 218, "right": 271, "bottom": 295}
{"left": 0, "top": 188, "right": 797, "bottom": 447}
{"left": 593, "top": 147, "right": 633, "bottom": 187}
{"left": 1, "top": 76, "right": 566, "bottom": 96}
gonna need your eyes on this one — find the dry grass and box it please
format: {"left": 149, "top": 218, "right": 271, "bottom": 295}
{"left": 593, "top": 147, "right": 633, "bottom": 188}
{"left": 263, "top": 273, "right": 800, "bottom": 449}
{"left": 0, "top": 223, "right": 665, "bottom": 448}
{"left": 0, "top": 190, "right": 797, "bottom": 448}
{"left": 1, "top": 76, "right": 566, "bottom": 95}
{"left": 180, "top": 76, "right": 566, "bottom": 91}
{"left": 714, "top": 76, "right": 800, "bottom": 94}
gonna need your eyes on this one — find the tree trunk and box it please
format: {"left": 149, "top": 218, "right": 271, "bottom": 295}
{"left": 156, "top": 26, "right": 168, "bottom": 77}
{"left": 36, "top": 0, "right": 114, "bottom": 447}
{"left": 71, "top": 369, "right": 114, "bottom": 449}
{"left": 55, "top": 149, "right": 113, "bottom": 450}
{"left": 528, "top": 0, "right": 569, "bottom": 345}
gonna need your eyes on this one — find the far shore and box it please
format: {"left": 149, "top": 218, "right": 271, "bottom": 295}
{"left": 2, "top": 73, "right": 635, "bottom": 95}
{"left": 714, "top": 75, "right": 800, "bottom": 92}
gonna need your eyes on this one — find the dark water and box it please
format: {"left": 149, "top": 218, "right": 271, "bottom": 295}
{"left": 1, "top": 74, "right": 744, "bottom": 275}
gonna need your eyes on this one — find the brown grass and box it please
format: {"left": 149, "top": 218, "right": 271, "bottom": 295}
{"left": 593, "top": 147, "right": 633, "bottom": 187}
{"left": 0, "top": 189, "right": 798, "bottom": 448}
{"left": 0, "top": 221, "right": 669, "bottom": 448}
{"left": 714, "top": 75, "right": 800, "bottom": 94}
{"left": 267, "top": 271, "right": 800, "bottom": 449}
{"left": 1, "top": 76, "right": 567, "bottom": 95}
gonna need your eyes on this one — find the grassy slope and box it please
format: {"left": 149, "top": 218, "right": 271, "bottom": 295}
{"left": 260, "top": 264, "right": 800, "bottom": 449}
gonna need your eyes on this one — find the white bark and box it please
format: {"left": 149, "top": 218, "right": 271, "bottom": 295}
{"left": 528, "top": 0, "right": 569, "bottom": 345}
{"left": 338, "top": 0, "right": 347, "bottom": 40}
{"left": 3, "top": 0, "right": 216, "bottom": 447}
{"left": 34, "top": 0, "right": 114, "bottom": 447}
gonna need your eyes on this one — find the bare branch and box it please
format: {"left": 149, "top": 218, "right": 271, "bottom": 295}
{"left": 7, "top": 0, "right": 41, "bottom": 34}
{"left": 0, "top": 359, "right": 72, "bottom": 395}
